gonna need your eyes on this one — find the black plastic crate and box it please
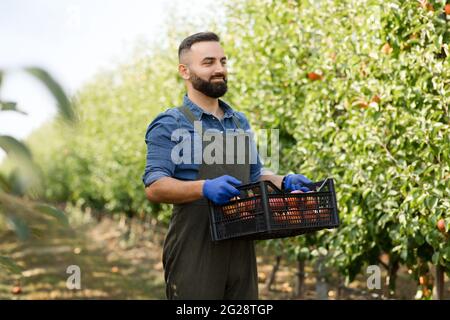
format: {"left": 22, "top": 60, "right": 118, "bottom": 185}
{"left": 208, "top": 178, "right": 339, "bottom": 241}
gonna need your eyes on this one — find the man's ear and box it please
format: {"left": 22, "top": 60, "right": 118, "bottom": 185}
{"left": 178, "top": 64, "right": 190, "bottom": 80}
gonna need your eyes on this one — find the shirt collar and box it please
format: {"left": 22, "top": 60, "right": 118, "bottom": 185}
{"left": 183, "top": 94, "right": 235, "bottom": 120}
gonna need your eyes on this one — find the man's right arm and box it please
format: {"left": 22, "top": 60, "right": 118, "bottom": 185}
{"left": 143, "top": 111, "right": 206, "bottom": 204}
{"left": 145, "top": 177, "right": 205, "bottom": 204}
{"left": 142, "top": 111, "right": 242, "bottom": 205}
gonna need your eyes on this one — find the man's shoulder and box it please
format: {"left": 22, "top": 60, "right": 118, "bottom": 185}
{"left": 159, "top": 105, "right": 184, "bottom": 118}
{"left": 150, "top": 107, "right": 183, "bottom": 124}
{"left": 145, "top": 107, "right": 182, "bottom": 136}
{"left": 232, "top": 110, "right": 251, "bottom": 130}
{"left": 233, "top": 110, "right": 247, "bottom": 120}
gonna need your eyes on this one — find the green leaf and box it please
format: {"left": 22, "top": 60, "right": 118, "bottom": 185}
{"left": 298, "top": 247, "right": 310, "bottom": 260}
{"left": 0, "top": 255, "right": 23, "bottom": 274}
{"left": 0, "top": 172, "right": 11, "bottom": 192}
{"left": 33, "top": 203, "right": 69, "bottom": 227}
{"left": 25, "top": 67, "right": 75, "bottom": 122}
{"left": 443, "top": 245, "right": 450, "bottom": 261}
{"left": 425, "top": 196, "right": 438, "bottom": 210}
{"left": 0, "top": 135, "right": 32, "bottom": 162}
{"left": 0, "top": 101, "right": 27, "bottom": 115}
{"left": 8, "top": 167, "right": 37, "bottom": 197}
{"left": 432, "top": 251, "right": 440, "bottom": 265}
{"left": 6, "top": 215, "right": 30, "bottom": 241}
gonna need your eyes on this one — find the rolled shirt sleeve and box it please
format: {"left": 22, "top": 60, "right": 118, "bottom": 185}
{"left": 142, "top": 110, "right": 179, "bottom": 187}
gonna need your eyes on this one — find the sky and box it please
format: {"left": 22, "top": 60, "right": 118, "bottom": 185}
{"left": 0, "top": 0, "right": 220, "bottom": 159}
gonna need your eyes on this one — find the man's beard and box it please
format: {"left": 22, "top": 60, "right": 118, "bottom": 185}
{"left": 190, "top": 72, "right": 228, "bottom": 98}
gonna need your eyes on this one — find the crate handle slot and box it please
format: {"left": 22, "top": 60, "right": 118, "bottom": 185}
{"left": 236, "top": 180, "right": 282, "bottom": 193}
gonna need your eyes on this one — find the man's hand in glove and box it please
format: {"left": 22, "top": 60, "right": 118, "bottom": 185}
{"left": 283, "top": 174, "right": 312, "bottom": 192}
{"left": 203, "top": 175, "right": 242, "bottom": 205}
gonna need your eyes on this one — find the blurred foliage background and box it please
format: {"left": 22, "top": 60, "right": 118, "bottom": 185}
{"left": 1, "top": 0, "right": 449, "bottom": 299}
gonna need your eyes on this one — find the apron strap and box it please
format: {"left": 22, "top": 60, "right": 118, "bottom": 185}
{"left": 231, "top": 115, "right": 243, "bottom": 130}
{"left": 177, "top": 105, "right": 198, "bottom": 124}
{"left": 176, "top": 105, "right": 243, "bottom": 130}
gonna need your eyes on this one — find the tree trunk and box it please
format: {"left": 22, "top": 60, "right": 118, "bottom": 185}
{"left": 294, "top": 257, "right": 305, "bottom": 299}
{"left": 336, "top": 274, "right": 343, "bottom": 299}
{"left": 432, "top": 264, "right": 445, "bottom": 300}
{"left": 315, "top": 256, "right": 328, "bottom": 300}
{"left": 386, "top": 258, "right": 399, "bottom": 298}
{"left": 265, "top": 255, "right": 281, "bottom": 291}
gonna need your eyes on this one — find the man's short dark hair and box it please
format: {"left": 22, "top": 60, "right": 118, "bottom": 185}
{"left": 178, "top": 32, "right": 220, "bottom": 62}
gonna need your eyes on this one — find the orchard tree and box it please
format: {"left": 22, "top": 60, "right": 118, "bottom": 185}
{"left": 224, "top": 0, "right": 450, "bottom": 298}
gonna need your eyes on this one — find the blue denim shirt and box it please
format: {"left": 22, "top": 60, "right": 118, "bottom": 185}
{"left": 142, "top": 94, "right": 263, "bottom": 187}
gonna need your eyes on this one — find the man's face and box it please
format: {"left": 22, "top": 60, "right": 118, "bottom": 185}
{"left": 181, "top": 41, "right": 228, "bottom": 98}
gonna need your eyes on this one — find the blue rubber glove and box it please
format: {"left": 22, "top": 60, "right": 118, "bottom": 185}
{"left": 283, "top": 174, "right": 312, "bottom": 192}
{"left": 203, "top": 175, "right": 242, "bottom": 205}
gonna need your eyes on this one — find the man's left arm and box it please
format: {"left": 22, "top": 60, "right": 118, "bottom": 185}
{"left": 259, "top": 170, "right": 284, "bottom": 190}
{"left": 260, "top": 170, "right": 313, "bottom": 192}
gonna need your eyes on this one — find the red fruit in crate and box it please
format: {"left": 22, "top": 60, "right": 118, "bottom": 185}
{"left": 286, "top": 190, "right": 304, "bottom": 224}
{"left": 271, "top": 213, "right": 280, "bottom": 221}
{"left": 446, "top": 4, "right": 450, "bottom": 15}
{"left": 287, "top": 190, "right": 303, "bottom": 208}
{"left": 305, "top": 194, "right": 318, "bottom": 209}
{"left": 240, "top": 198, "right": 257, "bottom": 220}
{"left": 238, "top": 199, "right": 249, "bottom": 220}
{"left": 269, "top": 197, "right": 285, "bottom": 209}
{"left": 273, "top": 212, "right": 287, "bottom": 222}
{"left": 222, "top": 204, "right": 232, "bottom": 216}
{"left": 318, "top": 207, "right": 332, "bottom": 221}
{"left": 303, "top": 193, "right": 319, "bottom": 223}
{"left": 270, "top": 197, "right": 288, "bottom": 222}
{"left": 222, "top": 196, "right": 240, "bottom": 216}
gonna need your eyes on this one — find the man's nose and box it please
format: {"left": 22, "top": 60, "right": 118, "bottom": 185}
{"left": 213, "top": 61, "right": 226, "bottom": 74}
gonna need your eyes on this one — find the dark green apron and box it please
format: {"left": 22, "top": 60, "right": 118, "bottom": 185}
{"left": 162, "top": 105, "right": 258, "bottom": 300}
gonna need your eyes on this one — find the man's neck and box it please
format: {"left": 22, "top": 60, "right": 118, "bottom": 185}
{"left": 187, "top": 90, "right": 223, "bottom": 118}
